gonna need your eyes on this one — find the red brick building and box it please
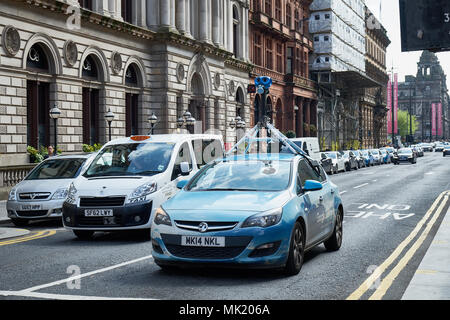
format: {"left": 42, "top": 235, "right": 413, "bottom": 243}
{"left": 249, "top": 0, "right": 318, "bottom": 137}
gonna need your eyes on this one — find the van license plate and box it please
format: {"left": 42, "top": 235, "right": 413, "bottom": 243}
{"left": 181, "top": 236, "right": 225, "bottom": 247}
{"left": 84, "top": 209, "right": 113, "bottom": 217}
{"left": 21, "top": 205, "right": 41, "bottom": 211}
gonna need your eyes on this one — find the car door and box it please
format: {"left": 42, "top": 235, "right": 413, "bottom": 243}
{"left": 297, "top": 159, "right": 329, "bottom": 245}
{"left": 164, "top": 142, "right": 195, "bottom": 200}
{"left": 337, "top": 152, "right": 344, "bottom": 171}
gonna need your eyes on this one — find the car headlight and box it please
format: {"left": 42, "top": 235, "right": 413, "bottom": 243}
{"left": 8, "top": 188, "right": 17, "bottom": 201}
{"left": 131, "top": 182, "right": 157, "bottom": 198}
{"left": 242, "top": 208, "right": 283, "bottom": 228}
{"left": 154, "top": 207, "right": 172, "bottom": 226}
{"left": 52, "top": 188, "right": 69, "bottom": 200}
{"left": 65, "top": 183, "right": 78, "bottom": 205}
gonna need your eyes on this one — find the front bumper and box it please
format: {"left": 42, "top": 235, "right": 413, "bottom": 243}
{"left": 63, "top": 201, "right": 153, "bottom": 230}
{"left": 151, "top": 223, "right": 291, "bottom": 268}
{"left": 7, "top": 199, "right": 65, "bottom": 220}
{"left": 393, "top": 157, "right": 413, "bottom": 163}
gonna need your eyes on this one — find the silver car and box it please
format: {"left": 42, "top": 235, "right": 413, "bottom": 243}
{"left": 7, "top": 154, "right": 94, "bottom": 227}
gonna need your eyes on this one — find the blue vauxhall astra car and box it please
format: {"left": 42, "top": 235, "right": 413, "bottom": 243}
{"left": 151, "top": 153, "right": 344, "bottom": 276}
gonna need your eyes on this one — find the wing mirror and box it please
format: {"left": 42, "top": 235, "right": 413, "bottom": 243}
{"left": 303, "top": 180, "right": 323, "bottom": 192}
{"left": 179, "top": 162, "right": 191, "bottom": 176}
{"left": 177, "top": 180, "right": 189, "bottom": 189}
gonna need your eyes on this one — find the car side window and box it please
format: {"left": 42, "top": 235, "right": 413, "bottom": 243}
{"left": 297, "top": 159, "right": 322, "bottom": 187}
{"left": 172, "top": 142, "right": 192, "bottom": 181}
{"left": 191, "top": 139, "right": 223, "bottom": 167}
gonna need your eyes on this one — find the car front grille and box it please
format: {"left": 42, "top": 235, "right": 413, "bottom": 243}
{"left": 16, "top": 210, "right": 48, "bottom": 217}
{"left": 19, "top": 193, "right": 51, "bottom": 201}
{"left": 77, "top": 216, "right": 123, "bottom": 226}
{"left": 164, "top": 245, "right": 246, "bottom": 260}
{"left": 79, "top": 197, "right": 125, "bottom": 207}
{"left": 174, "top": 221, "right": 238, "bottom": 232}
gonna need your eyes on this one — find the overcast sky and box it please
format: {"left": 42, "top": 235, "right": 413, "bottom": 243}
{"left": 366, "top": 0, "right": 450, "bottom": 87}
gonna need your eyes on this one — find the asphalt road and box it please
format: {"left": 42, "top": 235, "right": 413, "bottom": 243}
{"left": 0, "top": 152, "right": 449, "bottom": 300}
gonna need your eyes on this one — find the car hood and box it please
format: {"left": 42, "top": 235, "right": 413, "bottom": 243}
{"left": 15, "top": 179, "right": 73, "bottom": 194}
{"left": 73, "top": 175, "right": 158, "bottom": 197}
{"left": 163, "top": 190, "right": 291, "bottom": 221}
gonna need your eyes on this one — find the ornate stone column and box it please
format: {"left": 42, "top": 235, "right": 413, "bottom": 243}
{"left": 212, "top": 0, "right": 220, "bottom": 46}
{"left": 199, "top": 0, "right": 209, "bottom": 41}
{"left": 175, "top": 0, "right": 186, "bottom": 34}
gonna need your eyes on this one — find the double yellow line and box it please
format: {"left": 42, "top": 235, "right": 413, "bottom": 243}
{"left": 347, "top": 190, "right": 450, "bottom": 300}
{"left": 0, "top": 230, "right": 57, "bottom": 246}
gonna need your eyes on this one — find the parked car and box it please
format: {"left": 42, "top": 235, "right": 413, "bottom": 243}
{"left": 325, "top": 151, "right": 346, "bottom": 174}
{"left": 435, "top": 143, "right": 445, "bottom": 152}
{"left": 379, "top": 149, "right": 391, "bottom": 164}
{"left": 353, "top": 150, "right": 366, "bottom": 168}
{"left": 289, "top": 138, "right": 321, "bottom": 162}
{"left": 320, "top": 152, "right": 334, "bottom": 175}
{"left": 443, "top": 145, "right": 450, "bottom": 157}
{"left": 393, "top": 148, "right": 417, "bottom": 165}
{"left": 7, "top": 154, "right": 94, "bottom": 227}
{"left": 420, "top": 143, "right": 433, "bottom": 152}
{"left": 341, "top": 151, "right": 359, "bottom": 171}
{"left": 370, "top": 149, "right": 383, "bottom": 165}
{"left": 62, "top": 134, "right": 224, "bottom": 240}
{"left": 360, "top": 150, "right": 375, "bottom": 167}
{"left": 151, "top": 153, "right": 344, "bottom": 276}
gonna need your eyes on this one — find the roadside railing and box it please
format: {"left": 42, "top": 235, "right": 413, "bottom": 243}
{"left": 0, "top": 165, "right": 37, "bottom": 200}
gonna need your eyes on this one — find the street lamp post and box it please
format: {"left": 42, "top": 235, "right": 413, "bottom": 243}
{"left": 177, "top": 111, "right": 196, "bottom": 131}
{"left": 105, "top": 108, "right": 115, "bottom": 141}
{"left": 148, "top": 112, "right": 158, "bottom": 135}
{"left": 49, "top": 104, "right": 61, "bottom": 156}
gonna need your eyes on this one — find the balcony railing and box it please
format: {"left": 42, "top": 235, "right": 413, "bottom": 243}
{"left": 284, "top": 74, "right": 317, "bottom": 91}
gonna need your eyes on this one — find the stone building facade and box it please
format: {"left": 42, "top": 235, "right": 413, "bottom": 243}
{"left": 398, "top": 51, "right": 450, "bottom": 142}
{"left": 248, "top": 0, "right": 317, "bottom": 136}
{"left": 360, "top": 6, "right": 390, "bottom": 148}
{"left": 0, "top": 0, "right": 251, "bottom": 166}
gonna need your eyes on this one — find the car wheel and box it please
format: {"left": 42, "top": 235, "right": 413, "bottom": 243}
{"left": 284, "top": 221, "right": 305, "bottom": 276}
{"left": 11, "top": 219, "right": 29, "bottom": 227}
{"left": 73, "top": 230, "right": 95, "bottom": 240}
{"left": 324, "top": 209, "right": 343, "bottom": 252}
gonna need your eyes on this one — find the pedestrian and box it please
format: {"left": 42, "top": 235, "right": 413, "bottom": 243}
{"left": 44, "top": 145, "right": 55, "bottom": 159}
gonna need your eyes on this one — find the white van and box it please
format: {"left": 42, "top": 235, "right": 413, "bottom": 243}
{"left": 289, "top": 138, "right": 321, "bottom": 162}
{"left": 62, "top": 134, "right": 224, "bottom": 240}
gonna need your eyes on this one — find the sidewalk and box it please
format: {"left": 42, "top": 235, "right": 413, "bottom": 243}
{"left": 0, "top": 227, "right": 30, "bottom": 240}
{"left": 0, "top": 201, "right": 9, "bottom": 225}
{"left": 402, "top": 206, "right": 450, "bottom": 300}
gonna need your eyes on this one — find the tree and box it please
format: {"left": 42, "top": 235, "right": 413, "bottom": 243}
{"left": 397, "top": 109, "right": 418, "bottom": 138}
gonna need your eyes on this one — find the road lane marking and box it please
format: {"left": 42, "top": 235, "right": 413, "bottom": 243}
{"left": 369, "top": 193, "right": 449, "bottom": 300}
{"left": 0, "top": 290, "right": 154, "bottom": 300}
{"left": 0, "top": 230, "right": 56, "bottom": 246}
{"left": 20, "top": 255, "right": 153, "bottom": 293}
{"left": 340, "top": 191, "right": 347, "bottom": 195}
{"left": 346, "top": 191, "right": 448, "bottom": 300}
{"left": 354, "top": 183, "right": 369, "bottom": 189}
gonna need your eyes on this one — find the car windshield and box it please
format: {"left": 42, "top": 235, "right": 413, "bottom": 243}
{"left": 361, "top": 151, "right": 369, "bottom": 156}
{"left": 398, "top": 148, "right": 412, "bottom": 154}
{"left": 26, "top": 158, "right": 86, "bottom": 180}
{"left": 84, "top": 143, "right": 174, "bottom": 178}
{"left": 371, "top": 150, "right": 379, "bottom": 154}
{"left": 326, "top": 152, "right": 337, "bottom": 159}
{"left": 187, "top": 160, "right": 292, "bottom": 192}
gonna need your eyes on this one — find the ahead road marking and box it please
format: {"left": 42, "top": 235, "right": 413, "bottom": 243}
{"left": 354, "top": 183, "right": 369, "bottom": 189}
{"left": 346, "top": 191, "right": 449, "bottom": 300}
{"left": 369, "top": 193, "right": 449, "bottom": 300}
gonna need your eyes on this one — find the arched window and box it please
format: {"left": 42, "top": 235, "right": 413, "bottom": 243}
{"left": 82, "top": 55, "right": 99, "bottom": 81}
{"left": 236, "top": 87, "right": 245, "bottom": 117}
{"left": 125, "top": 64, "right": 142, "bottom": 136}
{"left": 26, "top": 43, "right": 51, "bottom": 149}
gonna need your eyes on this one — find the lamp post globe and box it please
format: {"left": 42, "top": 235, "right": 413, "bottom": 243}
{"left": 148, "top": 112, "right": 158, "bottom": 135}
{"left": 49, "top": 104, "right": 61, "bottom": 156}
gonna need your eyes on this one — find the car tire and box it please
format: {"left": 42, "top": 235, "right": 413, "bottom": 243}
{"left": 11, "top": 219, "right": 29, "bottom": 227}
{"left": 284, "top": 221, "right": 305, "bottom": 276}
{"left": 324, "top": 209, "right": 343, "bottom": 252}
{"left": 73, "top": 230, "right": 95, "bottom": 240}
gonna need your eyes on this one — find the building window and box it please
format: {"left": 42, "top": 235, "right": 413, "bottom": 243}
{"left": 286, "top": 4, "right": 291, "bottom": 28}
{"left": 82, "top": 88, "right": 100, "bottom": 145}
{"left": 275, "top": 0, "right": 281, "bottom": 21}
{"left": 254, "top": 33, "right": 262, "bottom": 66}
{"left": 325, "top": 13, "right": 330, "bottom": 19}
{"left": 264, "top": 0, "right": 272, "bottom": 16}
{"left": 324, "top": 36, "right": 329, "bottom": 41}
{"left": 315, "top": 15, "right": 320, "bottom": 20}
{"left": 276, "top": 43, "right": 283, "bottom": 73}
{"left": 27, "top": 81, "right": 50, "bottom": 149}
{"left": 314, "top": 36, "right": 319, "bottom": 42}
{"left": 121, "top": 0, "right": 133, "bottom": 23}
{"left": 296, "top": 48, "right": 302, "bottom": 75}
{"left": 78, "top": 0, "right": 93, "bottom": 10}
{"left": 286, "top": 47, "right": 293, "bottom": 74}
{"left": 266, "top": 39, "right": 273, "bottom": 70}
